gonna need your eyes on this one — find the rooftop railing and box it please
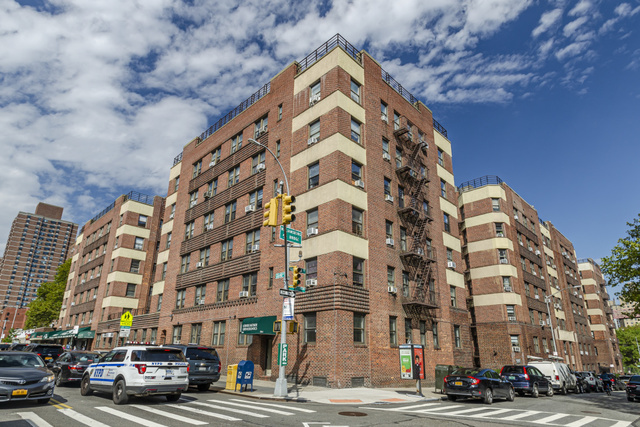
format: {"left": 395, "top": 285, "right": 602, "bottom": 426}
{"left": 297, "top": 34, "right": 360, "bottom": 74}
{"left": 457, "top": 175, "right": 503, "bottom": 192}
{"left": 173, "top": 152, "right": 182, "bottom": 166}
{"left": 123, "top": 191, "right": 155, "bottom": 206}
{"left": 433, "top": 119, "right": 448, "bottom": 138}
{"left": 89, "top": 201, "right": 116, "bottom": 224}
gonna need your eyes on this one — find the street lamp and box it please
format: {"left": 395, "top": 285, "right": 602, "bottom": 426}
{"left": 544, "top": 285, "right": 582, "bottom": 358}
{"left": 248, "top": 138, "right": 291, "bottom": 398}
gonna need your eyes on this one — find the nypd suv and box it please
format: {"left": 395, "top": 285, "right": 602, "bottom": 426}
{"left": 80, "top": 345, "right": 189, "bottom": 404}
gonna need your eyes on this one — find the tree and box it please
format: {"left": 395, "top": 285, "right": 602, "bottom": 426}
{"left": 24, "top": 259, "right": 70, "bottom": 329}
{"left": 616, "top": 325, "right": 640, "bottom": 373}
{"left": 1, "top": 329, "right": 16, "bottom": 343}
{"left": 601, "top": 214, "right": 640, "bottom": 316}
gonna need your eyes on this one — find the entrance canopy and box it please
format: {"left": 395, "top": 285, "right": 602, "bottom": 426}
{"left": 240, "top": 316, "right": 277, "bottom": 335}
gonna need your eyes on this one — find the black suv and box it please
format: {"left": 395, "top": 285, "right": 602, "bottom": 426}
{"left": 24, "top": 344, "right": 64, "bottom": 363}
{"left": 163, "top": 344, "right": 221, "bottom": 391}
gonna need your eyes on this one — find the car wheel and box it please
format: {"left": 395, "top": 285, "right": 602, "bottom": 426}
{"left": 197, "top": 384, "right": 210, "bottom": 392}
{"left": 560, "top": 384, "right": 567, "bottom": 395}
{"left": 55, "top": 373, "right": 63, "bottom": 387}
{"left": 80, "top": 375, "right": 93, "bottom": 396}
{"left": 113, "top": 379, "right": 129, "bottom": 405}
{"left": 483, "top": 388, "right": 493, "bottom": 405}
{"left": 37, "top": 398, "right": 50, "bottom": 404}
{"left": 166, "top": 393, "right": 181, "bottom": 402}
{"left": 507, "top": 387, "right": 515, "bottom": 402}
{"left": 518, "top": 391, "right": 525, "bottom": 397}
{"left": 546, "top": 386, "right": 554, "bottom": 397}
{"left": 531, "top": 384, "right": 539, "bottom": 398}
{"left": 628, "top": 396, "right": 634, "bottom": 402}
{"left": 448, "top": 395, "right": 457, "bottom": 401}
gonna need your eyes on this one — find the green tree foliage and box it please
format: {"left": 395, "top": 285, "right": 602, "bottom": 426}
{"left": 601, "top": 214, "right": 640, "bottom": 316}
{"left": 1, "top": 329, "right": 16, "bottom": 343}
{"left": 617, "top": 325, "right": 640, "bottom": 373}
{"left": 24, "top": 260, "right": 70, "bottom": 329}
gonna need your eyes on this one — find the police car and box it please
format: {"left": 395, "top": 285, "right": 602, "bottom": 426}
{"left": 80, "top": 345, "right": 189, "bottom": 404}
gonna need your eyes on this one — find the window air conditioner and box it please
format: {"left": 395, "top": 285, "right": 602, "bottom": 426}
{"left": 257, "top": 126, "right": 268, "bottom": 136}
{"left": 196, "top": 262, "right": 204, "bottom": 268}
{"left": 256, "top": 163, "right": 266, "bottom": 173}
{"left": 554, "top": 304, "right": 561, "bottom": 309}
{"left": 239, "top": 291, "right": 249, "bottom": 298}
{"left": 573, "top": 291, "right": 578, "bottom": 296}
{"left": 354, "top": 180, "right": 364, "bottom": 189}
{"left": 204, "top": 191, "right": 213, "bottom": 199}
{"left": 382, "top": 153, "right": 391, "bottom": 161}
{"left": 251, "top": 245, "right": 260, "bottom": 253}
{"left": 546, "top": 260, "right": 551, "bottom": 265}
{"left": 209, "top": 160, "right": 216, "bottom": 168}
{"left": 308, "top": 137, "right": 319, "bottom": 145}
{"left": 66, "top": 323, "right": 70, "bottom": 327}
{"left": 61, "top": 305, "right": 66, "bottom": 309}
{"left": 528, "top": 247, "right": 533, "bottom": 252}
{"left": 388, "top": 286, "right": 397, "bottom": 294}
{"left": 381, "top": 114, "right": 388, "bottom": 122}
{"left": 307, "top": 228, "right": 318, "bottom": 236}
{"left": 198, "top": 298, "right": 205, "bottom": 305}
{"left": 508, "top": 316, "right": 516, "bottom": 321}
{"left": 169, "top": 213, "right": 174, "bottom": 219}
{"left": 206, "top": 223, "right": 214, "bottom": 231}
{"left": 534, "top": 294, "right": 539, "bottom": 299}
{"left": 384, "top": 194, "right": 394, "bottom": 202}
{"left": 545, "top": 349, "right": 550, "bottom": 353}
{"left": 309, "top": 94, "right": 321, "bottom": 105}
{"left": 504, "top": 285, "right": 512, "bottom": 292}
{"left": 535, "top": 250, "right": 541, "bottom": 255}
{"left": 245, "top": 205, "right": 256, "bottom": 213}
{"left": 190, "top": 201, "right": 197, "bottom": 208}
{"left": 512, "top": 346, "right": 521, "bottom": 353}
{"left": 447, "top": 261, "right": 456, "bottom": 269}
{"left": 71, "top": 302, "right": 75, "bottom": 306}
{"left": 514, "top": 214, "right": 519, "bottom": 220}
{"left": 93, "top": 295, "right": 97, "bottom": 299}
{"left": 499, "top": 259, "right": 508, "bottom": 264}
{"left": 306, "top": 279, "right": 317, "bottom": 287}
{"left": 386, "top": 238, "right": 394, "bottom": 246}
{"left": 539, "top": 320, "right": 546, "bottom": 326}
{"left": 81, "top": 280, "right": 85, "bottom": 284}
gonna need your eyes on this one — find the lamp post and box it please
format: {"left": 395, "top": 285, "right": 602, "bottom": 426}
{"left": 544, "top": 285, "right": 582, "bottom": 357}
{"left": 248, "top": 138, "right": 290, "bottom": 398}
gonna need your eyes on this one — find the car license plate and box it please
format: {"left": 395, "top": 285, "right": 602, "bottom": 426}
{"left": 454, "top": 381, "right": 462, "bottom": 386}
{"left": 509, "top": 376, "right": 515, "bottom": 380}
{"left": 12, "top": 389, "right": 28, "bottom": 396}
{"left": 45, "top": 357, "right": 52, "bottom": 360}
{"left": 199, "top": 367, "right": 207, "bottom": 371}
{"left": 166, "top": 369, "right": 174, "bottom": 376}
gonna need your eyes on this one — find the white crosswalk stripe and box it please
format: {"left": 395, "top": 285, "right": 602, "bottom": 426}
{"left": 229, "top": 398, "right": 317, "bottom": 413}
{"left": 59, "top": 408, "right": 110, "bottom": 427}
{"left": 564, "top": 416, "right": 598, "bottom": 427}
{"left": 531, "top": 413, "right": 571, "bottom": 424}
{"left": 206, "top": 399, "right": 295, "bottom": 415}
{"left": 18, "top": 412, "right": 53, "bottom": 427}
{"left": 130, "top": 405, "right": 208, "bottom": 425}
{"left": 499, "top": 410, "right": 539, "bottom": 421}
{"left": 167, "top": 403, "right": 243, "bottom": 421}
{"left": 95, "top": 406, "right": 167, "bottom": 427}
{"left": 188, "top": 401, "right": 270, "bottom": 418}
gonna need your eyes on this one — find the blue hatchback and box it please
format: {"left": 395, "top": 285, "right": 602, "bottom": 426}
{"left": 501, "top": 365, "right": 553, "bottom": 397}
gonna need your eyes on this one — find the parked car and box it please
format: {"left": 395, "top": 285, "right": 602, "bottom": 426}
{"left": 529, "top": 360, "right": 577, "bottom": 394}
{"left": 8, "top": 343, "right": 27, "bottom": 351}
{"left": 81, "top": 345, "right": 189, "bottom": 404}
{"left": 0, "top": 351, "right": 56, "bottom": 403}
{"left": 620, "top": 375, "right": 632, "bottom": 385}
{"left": 0, "top": 344, "right": 11, "bottom": 351}
{"left": 50, "top": 351, "right": 101, "bottom": 386}
{"left": 576, "top": 371, "right": 600, "bottom": 392}
{"left": 626, "top": 375, "right": 640, "bottom": 401}
{"left": 163, "top": 344, "right": 221, "bottom": 391}
{"left": 24, "top": 344, "right": 64, "bottom": 363}
{"left": 500, "top": 365, "right": 553, "bottom": 397}
{"left": 444, "top": 368, "right": 515, "bottom": 404}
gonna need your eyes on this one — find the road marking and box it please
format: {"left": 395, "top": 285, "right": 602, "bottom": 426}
{"left": 168, "top": 403, "right": 243, "bottom": 421}
{"left": 531, "top": 413, "right": 571, "bottom": 424}
{"left": 95, "top": 406, "right": 166, "bottom": 427}
{"left": 229, "top": 398, "right": 317, "bottom": 413}
{"left": 191, "top": 401, "right": 270, "bottom": 418}
{"left": 207, "top": 399, "right": 294, "bottom": 415}
{"left": 130, "top": 405, "right": 208, "bottom": 425}
{"left": 391, "top": 402, "right": 441, "bottom": 411}
{"left": 443, "top": 407, "right": 489, "bottom": 416}
{"left": 610, "top": 421, "right": 632, "bottom": 427}
{"left": 415, "top": 405, "right": 464, "bottom": 413}
{"left": 499, "top": 410, "right": 539, "bottom": 421}
{"left": 18, "top": 412, "right": 53, "bottom": 427}
{"left": 471, "top": 408, "right": 512, "bottom": 418}
{"left": 50, "top": 398, "right": 72, "bottom": 409}
{"left": 59, "top": 408, "right": 110, "bottom": 427}
{"left": 563, "top": 416, "right": 598, "bottom": 427}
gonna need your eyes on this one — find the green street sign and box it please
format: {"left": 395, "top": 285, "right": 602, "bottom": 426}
{"left": 278, "top": 343, "right": 288, "bottom": 366}
{"left": 288, "top": 266, "right": 306, "bottom": 274}
{"left": 279, "top": 226, "right": 302, "bottom": 244}
{"left": 275, "top": 272, "right": 285, "bottom": 279}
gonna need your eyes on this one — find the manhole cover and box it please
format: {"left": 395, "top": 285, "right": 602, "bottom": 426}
{"left": 339, "top": 412, "right": 368, "bottom": 417}
{"left": 582, "top": 411, "right": 601, "bottom": 415}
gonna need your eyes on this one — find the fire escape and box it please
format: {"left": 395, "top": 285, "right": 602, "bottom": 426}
{"left": 394, "top": 120, "right": 438, "bottom": 321}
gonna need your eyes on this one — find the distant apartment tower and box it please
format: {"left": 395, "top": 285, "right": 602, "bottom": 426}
{"left": 457, "top": 176, "right": 556, "bottom": 369}
{"left": 57, "top": 192, "right": 163, "bottom": 349}
{"left": 118, "top": 35, "right": 473, "bottom": 388}
{"left": 612, "top": 298, "right": 640, "bottom": 328}
{"left": 578, "top": 258, "right": 622, "bottom": 372}
{"left": 0, "top": 203, "right": 78, "bottom": 329}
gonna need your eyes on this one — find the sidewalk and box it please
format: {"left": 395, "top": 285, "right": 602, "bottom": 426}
{"left": 213, "top": 375, "right": 445, "bottom": 404}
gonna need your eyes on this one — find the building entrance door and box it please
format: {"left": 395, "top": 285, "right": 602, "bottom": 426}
{"left": 261, "top": 336, "right": 273, "bottom": 376}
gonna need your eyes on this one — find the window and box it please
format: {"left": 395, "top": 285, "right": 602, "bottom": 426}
{"left": 242, "top": 272, "right": 258, "bottom": 296}
{"left": 174, "top": 177, "right": 179, "bottom": 192}
{"left": 308, "top": 162, "right": 320, "bottom": 188}
{"left": 310, "top": 81, "right": 321, "bottom": 98}
{"left": 165, "top": 232, "right": 172, "bottom": 249}
{"left": 440, "top": 180, "right": 446, "bottom": 198}
{"left": 228, "top": 166, "right": 240, "bottom": 187}
{"left": 304, "top": 209, "right": 319, "bottom": 233}
{"left": 443, "top": 213, "right": 450, "bottom": 232}
{"left": 172, "top": 325, "right": 182, "bottom": 344}
{"left": 447, "top": 248, "right": 453, "bottom": 262}
{"left": 161, "top": 263, "right": 167, "bottom": 280}
{"left": 350, "top": 79, "right": 361, "bottom": 103}
{"left": 454, "top": 325, "right": 461, "bottom": 348}
{"left": 251, "top": 152, "right": 266, "bottom": 175}
{"left": 175, "top": 289, "right": 186, "bottom": 309}
{"left": 309, "top": 120, "right": 320, "bottom": 141}
{"left": 230, "top": 133, "right": 243, "bottom": 154}
{"left": 199, "top": 247, "right": 210, "bottom": 266}
{"left": 393, "top": 111, "right": 400, "bottom": 130}
{"left": 398, "top": 186, "right": 405, "bottom": 208}
{"left": 192, "top": 160, "right": 202, "bottom": 178}
{"left": 221, "top": 239, "right": 233, "bottom": 261}
{"left": 400, "top": 227, "right": 407, "bottom": 251}
{"left": 353, "top": 257, "right": 364, "bottom": 286}
{"left": 304, "top": 313, "right": 317, "bottom": 344}
{"left": 351, "top": 161, "right": 362, "bottom": 183}
{"left": 204, "top": 213, "right": 214, "bottom": 231}
{"left": 510, "top": 335, "right": 520, "bottom": 349}
{"left": 507, "top": 305, "right": 515, "bottom": 320}
{"left": 395, "top": 147, "right": 403, "bottom": 169}
{"left": 350, "top": 119, "right": 361, "bottom": 143}
{"left": 184, "top": 221, "right": 194, "bottom": 239}
{"left": 520, "top": 257, "right": 527, "bottom": 271}
{"left": 217, "top": 279, "right": 229, "bottom": 302}
{"left": 278, "top": 104, "right": 282, "bottom": 120}
{"left": 419, "top": 320, "right": 427, "bottom": 346}
{"left": 254, "top": 116, "right": 268, "bottom": 138}
{"left": 354, "top": 313, "right": 366, "bottom": 344}
{"left": 133, "top": 237, "right": 144, "bottom": 251}
{"left": 499, "top": 249, "right": 508, "bottom": 263}
{"left": 503, "top": 276, "right": 511, "bottom": 290}
{"left": 180, "top": 254, "right": 190, "bottom": 273}
{"left": 496, "top": 223, "right": 504, "bottom": 237}
{"left": 492, "top": 198, "right": 500, "bottom": 211}
{"left": 224, "top": 201, "right": 237, "bottom": 223}
{"left": 382, "top": 138, "right": 390, "bottom": 158}
{"left": 389, "top": 317, "right": 398, "bottom": 346}
{"left": 189, "top": 191, "right": 198, "bottom": 207}
{"left": 138, "top": 215, "right": 148, "bottom": 227}
{"left": 212, "top": 321, "right": 225, "bottom": 346}
{"left": 542, "top": 338, "right": 548, "bottom": 353}
{"left": 381, "top": 101, "right": 388, "bottom": 122}
{"left": 238, "top": 324, "right": 253, "bottom": 345}
{"left": 385, "top": 220, "right": 393, "bottom": 239}
{"left": 306, "top": 257, "right": 318, "bottom": 280}
{"left": 450, "top": 286, "right": 457, "bottom": 307}
{"left": 384, "top": 177, "right": 391, "bottom": 196}
{"left": 249, "top": 188, "right": 263, "bottom": 209}
{"left": 246, "top": 229, "right": 260, "bottom": 253}
{"left": 170, "top": 203, "right": 176, "bottom": 219}
{"left": 210, "top": 147, "right": 221, "bottom": 165}
{"left": 268, "top": 267, "right": 273, "bottom": 288}
{"left": 433, "top": 322, "right": 439, "bottom": 348}
{"left": 529, "top": 309, "right": 536, "bottom": 324}
{"left": 276, "top": 140, "right": 280, "bottom": 157}
{"left": 437, "top": 149, "right": 444, "bottom": 166}
{"left": 387, "top": 267, "right": 395, "bottom": 287}
{"left": 402, "top": 271, "right": 410, "bottom": 297}
{"left": 130, "top": 260, "right": 140, "bottom": 274}
{"left": 190, "top": 323, "right": 202, "bottom": 344}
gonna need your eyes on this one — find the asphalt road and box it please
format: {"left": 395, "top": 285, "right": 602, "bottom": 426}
{"left": 0, "top": 384, "right": 638, "bottom": 427}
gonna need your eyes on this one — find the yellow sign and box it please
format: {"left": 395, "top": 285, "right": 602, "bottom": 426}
{"left": 120, "top": 311, "right": 133, "bottom": 327}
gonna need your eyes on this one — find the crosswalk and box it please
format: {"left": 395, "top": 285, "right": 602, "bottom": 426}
{"left": 366, "top": 401, "right": 632, "bottom": 426}
{"left": 17, "top": 398, "right": 316, "bottom": 426}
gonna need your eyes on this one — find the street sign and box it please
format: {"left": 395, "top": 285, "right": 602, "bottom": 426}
{"left": 275, "top": 272, "right": 285, "bottom": 279}
{"left": 119, "top": 327, "right": 130, "bottom": 338}
{"left": 279, "top": 226, "right": 302, "bottom": 244}
{"left": 288, "top": 266, "right": 306, "bottom": 274}
{"left": 279, "top": 289, "right": 296, "bottom": 298}
{"left": 283, "top": 297, "right": 294, "bottom": 320}
{"left": 120, "top": 311, "right": 133, "bottom": 327}
{"left": 278, "top": 343, "right": 288, "bottom": 366}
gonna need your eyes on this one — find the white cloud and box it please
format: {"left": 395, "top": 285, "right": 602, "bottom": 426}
{"left": 532, "top": 8, "right": 563, "bottom": 38}
{"left": 563, "top": 16, "right": 589, "bottom": 38}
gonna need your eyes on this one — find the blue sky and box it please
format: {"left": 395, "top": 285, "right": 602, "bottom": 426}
{"left": 0, "top": 0, "right": 639, "bottom": 296}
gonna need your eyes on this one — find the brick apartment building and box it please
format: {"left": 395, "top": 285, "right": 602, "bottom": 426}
{"left": 612, "top": 298, "right": 640, "bottom": 328}
{"left": 578, "top": 258, "right": 622, "bottom": 372}
{"left": 0, "top": 203, "right": 78, "bottom": 331}
{"left": 114, "top": 34, "right": 474, "bottom": 388}
{"left": 53, "top": 192, "right": 164, "bottom": 349}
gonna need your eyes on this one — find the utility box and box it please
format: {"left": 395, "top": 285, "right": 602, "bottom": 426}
{"left": 399, "top": 344, "right": 425, "bottom": 380}
{"left": 235, "top": 360, "right": 255, "bottom": 392}
{"left": 225, "top": 364, "right": 238, "bottom": 390}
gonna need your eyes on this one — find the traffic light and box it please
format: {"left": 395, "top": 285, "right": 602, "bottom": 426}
{"left": 291, "top": 266, "right": 301, "bottom": 288}
{"left": 263, "top": 197, "right": 279, "bottom": 227}
{"left": 281, "top": 194, "right": 296, "bottom": 225}
{"left": 273, "top": 320, "right": 282, "bottom": 333}
{"left": 288, "top": 321, "right": 299, "bottom": 334}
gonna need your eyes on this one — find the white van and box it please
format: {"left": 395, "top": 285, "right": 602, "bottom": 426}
{"left": 529, "top": 360, "right": 577, "bottom": 394}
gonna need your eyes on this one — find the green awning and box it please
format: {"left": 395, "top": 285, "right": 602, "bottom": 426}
{"left": 240, "top": 316, "right": 277, "bottom": 335}
{"left": 42, "top": 330, "right": 63, "bottom": 339}
{"left": 30, "top": 332, "right": 46, "bottom": 338}
{"left": 77, "top": 328, "right": 94, "bottom": 339}
{"left": 56, "top": 329, "right": 76, "bottom": 339}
